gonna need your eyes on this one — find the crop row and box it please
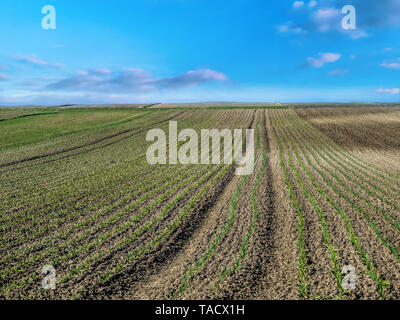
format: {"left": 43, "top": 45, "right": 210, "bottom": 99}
{"left": 273, "top": 109, "right": 390, "bottom": 298}
{"left": 1, "top": 115, "right": 223, "bottom": 249}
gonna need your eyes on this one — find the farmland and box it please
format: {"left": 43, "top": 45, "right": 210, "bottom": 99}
{"left": 1, "top": 105, "right": 400, "bottom": 300}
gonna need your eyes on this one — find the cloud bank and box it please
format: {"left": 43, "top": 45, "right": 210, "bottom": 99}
{"left": 281, "top": 0, "right": 400, "bottom": 39}
{"left": 377, "top": 88, "right": 400, "bottom": 94}
{"left": 307, "top": 53, "right": 341, "bottom": 67}
{"left": 13, "top": 55, "right": 63, "bottom": 68}
{"left": 380, "top": 58, "right": 400, "bottom": 70}
{"left": 293, "top": 1, "right": 305, "bottom": 9}
{"left": 47, "top": 68, "right": 228, "bottom": 93}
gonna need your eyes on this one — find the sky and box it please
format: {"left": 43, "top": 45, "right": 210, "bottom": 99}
{"left": 0, "top": 0, "right": 399, "bottom": 105}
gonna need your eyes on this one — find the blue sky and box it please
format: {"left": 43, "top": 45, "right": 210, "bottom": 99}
{"left": 0, "top": 0, "right": 399, "bottom": 105}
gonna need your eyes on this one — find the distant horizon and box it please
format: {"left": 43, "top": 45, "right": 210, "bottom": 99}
{"left": 1, "top": 101, "right": 400, "bottom": 108}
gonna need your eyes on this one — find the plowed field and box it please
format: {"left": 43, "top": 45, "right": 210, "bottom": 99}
{"left": 1, "top": 106, "right": 399, "bottom": 300}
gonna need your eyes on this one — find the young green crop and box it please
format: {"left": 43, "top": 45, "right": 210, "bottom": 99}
{"left": 276, "top": 109, "right": 389, "bottom": 299}
{"left": 270, "top": 112, "right": 309, "bottom": 298}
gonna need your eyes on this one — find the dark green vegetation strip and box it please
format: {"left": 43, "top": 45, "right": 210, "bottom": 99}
{"left": 0, "top": 108, "right": 160, "bottom": 151}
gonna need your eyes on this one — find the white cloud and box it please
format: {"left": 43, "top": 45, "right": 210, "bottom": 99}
{"left": 328, "top": 69, "right": 349, "bottom": 76}
{"left": 90, "top": 68, "right": 112, "bottom": 75}
{"left": 0, "top": 73, "right": 10, "bottom": 81}
{"left": 348, "top": 29, "right": 370, "bottom": 39}
{"left": 349, "top": 0, "right": 400, "bottom": 28}
{"left": 381, "top": 62, "right": 400, "bottom": 69}
{"left": 47, "top": 68, "right": 228, "bottom": 93}
{"left": 278, "top": 22, "right": 305, "bottom": 34}
{"left": 347, "top": 29, "right": 371, "bottom": 39}
{"left": 279, "top": 2, "right": 370, "bottom": 39}
{"left": 293, "top": 1, "right": 304, "bottom": 8}
{"left": 13, "top": 54, "right": 63, "bottom": 68}
{"left": 312, "top": 8, "right": 341, "bottom": 32}
{"left": 380, "top": 59, "right": 400, "bottom": 69}
{"left": 76, "top": 70, "right": 89, "bottom": 76}
{"left": 307, "top": 53, "right": 341, "bottom": 68}
{"left": 308, "top": 0, "right": 317, "bottom": 8}
{"left": 311, "top": 7, "right": 369, "bottom": 37}
{"left": 376, "top": 88, "right": 400, "bottom": 94}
